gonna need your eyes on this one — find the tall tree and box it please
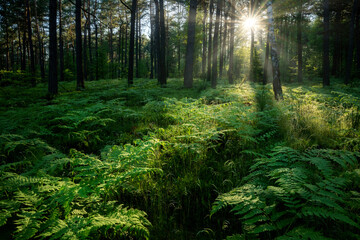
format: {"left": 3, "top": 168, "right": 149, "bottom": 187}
{"left": 263, "top": 26, "right": 270, "bottom": 85}
{"left": 158, "top": 0, "right": 167, "bottom": 86}
{"left": 267, "top": 0, "right": 283, "bottom": 100}
{"left": 48, "top": 0, "right": 58, "bottom": 95}
{"left": 59, "top": 0, "right": 65, "bottom": 82}
{"left": 249, "top": 0, "right": 255, "bottom": 82}
{"left": 323, "top": 0, "right": 330, "bottom": 86}
{"left": 201, "top": 2, "right": 207, "bottom": 77}
{"left": 211, "top": 0, "right": 222, "bottom": 88}
{"left": 128, "top": 0, "right": 137, "bottom": 85}
{"left": 26, "top": 0, "right": 35, "bottom": 86}
{"left": 184, "top": 0, "right": 198, "bottom": 88}
{"left": 345, "top": 0, "right": 359, "bottom": 85}
{"left": 207, "top": 0, "right": 214, "bottom": 82}
{"left": 297, "top": 0, "right": 303, "bottom": 83}
{"left": 76, "top": 0, "right": 84, "bottom": 89}
{"left": 228, "top": 0, "right": 234, "bottom": 84}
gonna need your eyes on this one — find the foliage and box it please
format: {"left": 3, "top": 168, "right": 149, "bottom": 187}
{"left": 212, "top": 147, "right": 360, "bottom": 239}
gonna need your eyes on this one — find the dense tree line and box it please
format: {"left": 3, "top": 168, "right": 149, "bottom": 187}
{"left": 0, "top": 0, "right": 359, "bottom": 97}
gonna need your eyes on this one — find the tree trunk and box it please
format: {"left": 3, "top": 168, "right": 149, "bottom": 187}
{"left": 263, "top": 27, "right": 270, "bottom": 85}
{"left": 184, "top": 0, "right": 198, "bottom": 88}
{"left": 128, "top": 0, "right": 137, "bottom": 85}
{"left": 158, "top": 0, "right": 167, "bottom": 86}
{"left": 22, "top": 26, "right": 26, "bottom": 71}
{"left": 207, "top": 0, "right": 214, "bottom": 82}
{"left": 249, "top": 0, "right": 255, "bottom": 82}
{"left": 297, "top": 0, "right": 303, "bottom": 83}
{"left": 76, "top": 0, "right": 84, "bottom": 89}
{"left": 220, "top": 9, "right": 227, "bottom": 77}
{"left": 150, "top": 1, "right": 154, "bottom": 79}
{"left": 345, "top": 0, "right": 359, "bottom": 85}
{"left": 211, "top": 0, "right": 222, "bottom": 88}
{"left": 83, "top": 0, "right": 88, "bottom": 81}
{"left": 356, "top": 6, "right": 360, "bottom": 71}
{"left": 267, "top": 0, "right": 283, "bottom": 100}
{"left": 323, "top": 0, "right": 330, "bottom": 86}
{"left": 94, "top": 0, "right": 98, "bottom": 80}
{"left": 59, "top": 0, "right": 65, "bottom": 82}
{"left": 228, "top": 0, "right": 234, "bottom": 84}
{"left": 48, "top": 0, "right": 58, "bottom": 95}
{"left": 332, "top": 9, "right": 341, "bottom": 77}
{"left": 135, "top": 12, "right": 139, "bottom": 78}
{"left": 202, "top": 1, "right": 208, "bottom": 77}
{"left": 26, "top": 0, "right": 36, "bottom": 86}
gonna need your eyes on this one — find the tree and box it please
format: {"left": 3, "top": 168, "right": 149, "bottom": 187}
{"left": 263, "top": 26, "right": 270, "bottom": 85}
{"left": 26, "top": 0, "right": 35, "bottom": 86}
{"left": 323, "top": 0, "right": 330, "bottom": 86}
{"left": 158, "top": 0, "right": 167, "bottom": 86}
{"left": 184, "top": 0, "right": 198, "bottom": 88}
{"left": 59, "top": 0, "right": 65, "bottom": 82}
{"left": 228, "top": 0, "right": 234, "bottom": 84}
{"left": 297, "top": 0, "right": 303, "bottom": 83}
{"left": 345, "top": 0, "right": 359, "bottom": 85}
{"left": 211, "top": 0, "right": 222, "bottom": 88}
{"left": 76, "top": 0, "right": 84, "bottom": 89}
{"left": 128, "top": 0, "right": 137, "bottom": 85}
{"left": 267, "top": 0, "right": 283, "bottom": 100}
{"left": 48, "top": 0, "right": 58, "bottom": 95}
{"left": 207, "top": 0, "right": 214, "bottom": 82}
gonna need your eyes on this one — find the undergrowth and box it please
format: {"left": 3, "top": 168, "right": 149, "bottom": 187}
{"left": 0, "top": 78, "right": 359, "bottom": 239}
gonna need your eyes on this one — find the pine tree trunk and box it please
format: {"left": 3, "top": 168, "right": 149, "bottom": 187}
{"left": 297, "top": 0, "right": 303, "bottom": 83}
{"left": 220, "top": 9, "right": 227, "bottom": 77}
{"left": 332, "top": 9, "right": 341, "bottom": 77}
{"left": 150, "top": 1, "right": 154, "bottom": 79}
{"left": 59, "top": 0, "right": 65, "bottom": 82}
{"left": 128, "top": 0, "right": 137, "bottom": 85}
{"left": 22, "top": 27, "right": 26, "bottom": 71}
{"left": 207, "top": 0, "right": 214, "bottom": 82}
{"left": 323, "top": 0, "right": 330, "bottom": 86}
{"left": 202, "top": 1, "right": 207, "bottom": 77}
{"left": 228, "top": 0, "right": 234, "bottom": 84}
{"left": 345, "top": 0, "right": 359, "bottom": 85}
{"left": 249, "top": 0, "right": 255, "bottom": 82}
{"left": 26, "top": 0, "right": 36, "bottom": 86}
{"left": 135, "top": 12, "right": 139, "bottom": 78}
{"left": 263, "top": 27, "right": 270, "bottom": 85}
{"left": 158, "top": 0, "right": 167, "bottom": 86}
{"left": 267, "top": 0, "right": 283, "bottom": 100}
{"left": 48, "top": 0, "right": 58, "bottom": 94}
{"left": 211, "top": 0, "right": 222, "bottom": 88}
{"left": 184, "top": 0, "right": 198, "bottom": 88}
{"left": 76, "top": 0, "right": 84, "bottom": 89}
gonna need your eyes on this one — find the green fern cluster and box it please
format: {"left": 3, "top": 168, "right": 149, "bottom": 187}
{"left": 0, "top": 137, "right": 162, "bottom": 239}
{"left": 212, "top": 147, "right": 360, "bottom": 239}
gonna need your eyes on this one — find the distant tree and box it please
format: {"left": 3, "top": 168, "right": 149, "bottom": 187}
{"left": 128, "top": 0, "right": 137, "bottom": 85}
{"left": 59, "top": 0, "right": 65, "bottom": 82}
{"left": 26, "top": 0, "right": 36, "bottom": 86}
{"left": 323, "top": 0, "right": 330, "bottom": 86}
{"left": 267, "top": 0, "right": 283, "bottom": 100}
{"left": 76, "top": 0, "right": 84, "bottom": 89}
{"left": 228, "top": 0, "right": 234, "bottom": 84}
{"left": 211, "top": 0, "right": 222, "bottom": 88}
{"left": 48, "top": 0, "right": 58, "bottom": 95}
{"left": 345, "top": 0, "right": 359, "bottom": 85}
{"left": 297, "top": 0, "right": 303, "bottom": 83}
{"left": 207, "top": 0, "right": 214, "bottom": 82}
{"left": 184, "top": 0, "right": 198, "bottom": 88}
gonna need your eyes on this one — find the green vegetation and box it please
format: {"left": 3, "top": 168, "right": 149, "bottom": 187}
{"left": 0, "top": 78, "right": 359, "bottom": 239}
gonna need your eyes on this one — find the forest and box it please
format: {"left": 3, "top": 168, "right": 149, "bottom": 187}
{"left": 0, "top": 0, "right": 360, "bottom": 239}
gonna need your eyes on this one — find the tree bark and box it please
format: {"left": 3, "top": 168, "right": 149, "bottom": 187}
{"left": 26, "top": 0, "right": 36, "bottom": 86}
{"left": 202, "top": 1, "right": 208, "bottom": 77}
{"left": 207, "top": 0, "right": 214, "bottom": 82}
{"left": 128, "top": 0, "right": 137, "bottom": 85}
{"left": 158, "top": 0, "right": 167, "bottom": 86}
{"left": 59, "top": 0, "right": 65, "bottom": 82}
{"left": 184, "top": 0, "right": 198, "bottom": 88}
{"left": 297, "top": 0, "right": 303, "bottom": 83}
{"left": 249, "top": 0, "right": 255, "bottom": 82}
{"left": 331, "top": 9, "right": 341, "bottom": 77}
{"left": 228, "top": 0, "right": 234, "bottom": 84}
{"left": 48, "top": 0, "right": 58, "bottom": 95}
{"left": 76, "top": 0, "right": 84, "bottom": 89}
{"left": 263, "top": 27, "right": 270, "bottom": 85}
{"left": 150, "top": 1, "right": 154, "bottom": 79}
{"left": 345, "top": 0, "right": 359, "bottom": 85}
{"left": 267, "top": 0, "right": 283, "bottom": 100}
{"left": 220, "top": 8, "right": 227, "bottom": 77}
{"left": 323, "top": 0, "right": 330, "bottom": 86}
{"left": 211, "top": 0, "right": 222, "bottom": 88}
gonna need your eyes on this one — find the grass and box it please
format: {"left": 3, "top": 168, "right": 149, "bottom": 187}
{"left": 0, "top": 77, "right": 359, "bottom": 239}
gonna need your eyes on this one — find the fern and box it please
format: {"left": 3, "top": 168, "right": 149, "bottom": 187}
{"left": 212, "top": 147, "right": 360, "bottom": 239}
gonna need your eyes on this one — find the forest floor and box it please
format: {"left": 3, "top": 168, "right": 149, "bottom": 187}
{"left": 0, "top": 78, "right": 360, "bottom": 239}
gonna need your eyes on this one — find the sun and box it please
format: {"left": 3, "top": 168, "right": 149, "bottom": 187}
{"left": 243, "top": 17, "right": 258, "bottom": 31}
